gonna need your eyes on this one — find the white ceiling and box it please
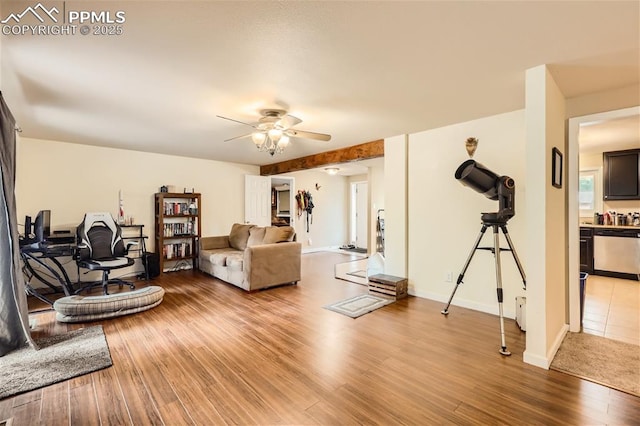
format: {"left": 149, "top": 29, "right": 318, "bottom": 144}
{"left": 2, "top": 1, "right": 639, "bottom": 167}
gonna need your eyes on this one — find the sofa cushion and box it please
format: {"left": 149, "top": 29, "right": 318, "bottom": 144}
{"left": 247, "top": 226, "right": 266, "bottom": 247}
{"left": 226, "top": 253, "right": 244, "bottom": 271}
{"left": 229, "top": 223, "right": 254, "bottom": 250}
{"left": 210, "top": 252, "right": 229, "bottom": 266}
{"left": 263, "top": 226, "right": 295, "bottom": 244}
{"left": 203, "top": 248, "right": 240, "bottom": 266}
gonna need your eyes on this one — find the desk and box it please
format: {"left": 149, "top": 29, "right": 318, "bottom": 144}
{"left": 120, "top": 224, "right": 149, "bottom": 279}
{"left": 20, "top": 241, "right": 77, "bottom": 305}
{"left": 21, "top": 227, "right": 146, "bottom": 303}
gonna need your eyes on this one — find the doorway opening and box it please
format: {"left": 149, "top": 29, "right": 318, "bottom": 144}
{"left": 568, "top": 105, "right": 639, "bottom": 338}
{"left": 350, "top": 181, "right": 368, "bottom": 251}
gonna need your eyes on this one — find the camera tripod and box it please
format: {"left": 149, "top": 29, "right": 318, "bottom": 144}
{"left": 441, "top": 217, "right": 526, "bottom": 356}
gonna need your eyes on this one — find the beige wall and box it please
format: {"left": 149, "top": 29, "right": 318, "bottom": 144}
{"left": 543, "top": 68, "right": 567, "bottom": 353}
{"left": 15, "top": 135, "right": 365, "bottom": 257}
{"left": 16, "top": 138, "right": 258, "bottom": 251}
{"left": 384, "top": 135, "right": 408, "bottom": 277}
{"left": 15, "top": 137, "right": 356, "bottom": 282}
{"left": 406, "top": 110, "right": 526, "bottom": 317}
{"left": 524, "top": 65, "right": 567, "bottom": 368}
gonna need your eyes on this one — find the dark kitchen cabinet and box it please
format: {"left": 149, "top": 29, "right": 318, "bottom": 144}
{"left": 579, "top": 227, "right": 593, "bottom": 274}
{"left": 603, "top": 149, "right": 640, "bottom": 200}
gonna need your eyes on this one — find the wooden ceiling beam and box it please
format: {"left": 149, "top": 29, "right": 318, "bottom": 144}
{"left": 260, "top": 139, "right": 384, "bottom": 176}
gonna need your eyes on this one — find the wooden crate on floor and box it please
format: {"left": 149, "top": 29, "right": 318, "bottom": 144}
{"left": 368, "top": 274, "right": 408, "bottom": 300}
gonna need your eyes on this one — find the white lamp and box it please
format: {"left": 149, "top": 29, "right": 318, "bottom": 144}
{"left": 278, "top": 135, "right": 290, "bottom": 148}
{"left": 252, "top": 132, "right": 266, "bottom": 146}
{"left": 268, "top": 128, "right": 282, "bottom": 143}
{"left": 325, "top": 167, "right": 340, "bottom": 175}
{"left": 251, "top": 128, "right": 291, "bottom": 156}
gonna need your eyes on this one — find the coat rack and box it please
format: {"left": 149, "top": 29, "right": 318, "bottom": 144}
{"left": 296, "top": 190, "right": 315, "bottom": 232}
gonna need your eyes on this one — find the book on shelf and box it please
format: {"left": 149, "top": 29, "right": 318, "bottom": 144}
{"left": 163, "top": 242, "right": 192, "bottom": 259}
{"left": 163, "top": 221, "right": 195, "bottom": 237}
{"left": 163, "top": 202, "right": 191, "bottom": 216}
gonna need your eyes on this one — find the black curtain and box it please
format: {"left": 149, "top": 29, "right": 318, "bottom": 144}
{"left": 0, "top": 91, "right": 33, "bottom": 356}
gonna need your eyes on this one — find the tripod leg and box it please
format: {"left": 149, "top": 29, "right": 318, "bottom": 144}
{"left": 493, "top": 225, "right": 511, "bottom": 356}
{"left": 442, "top": 224, "right": 488, "bottom": 315}
{"left": 500, "top": 225, "right": 527, "bottom": 289}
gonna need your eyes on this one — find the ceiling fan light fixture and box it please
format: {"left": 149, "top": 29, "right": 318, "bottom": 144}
{"left": 218, "top": 109, "right": 331, "bottom": 156}
{"left": 268, "top": 128, "right": 283, "bottom": 143}
{"left": 251, "top": 132, "right": 266, "bottom": 146}
{"left": 278, "top": 135, "right": 290, "bottom": 147}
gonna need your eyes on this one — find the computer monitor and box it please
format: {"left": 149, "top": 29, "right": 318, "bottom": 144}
{"left": 33, "top": 210, "right": 51, "bottom": 242}
{"left": 23, "top": 215, "right": 32, "bottom": 237}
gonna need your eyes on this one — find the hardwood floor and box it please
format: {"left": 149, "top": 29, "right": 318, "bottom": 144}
{"left": 3, "top": 251, "right": 639, "bottom": 425}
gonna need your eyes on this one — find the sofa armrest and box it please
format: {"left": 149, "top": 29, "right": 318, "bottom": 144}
{"left": 244, "top": 242, "right": 302, "bottom": 289}
{"left": 199, "top": 235, "right": 230, "bottom": 251}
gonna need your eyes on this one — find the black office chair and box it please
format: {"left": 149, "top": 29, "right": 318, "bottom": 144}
{"left": 75, "top": 212, "right": 137, "bottom": 295}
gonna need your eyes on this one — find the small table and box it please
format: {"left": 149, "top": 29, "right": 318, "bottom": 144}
{"left": 368, "top": 274, "right": 408, "bottom": 300}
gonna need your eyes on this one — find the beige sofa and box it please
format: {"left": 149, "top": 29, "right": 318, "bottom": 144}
{"left": 198, "top": 223, "right": 301, "bottom": 291}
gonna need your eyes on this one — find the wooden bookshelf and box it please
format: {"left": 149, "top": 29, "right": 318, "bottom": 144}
{"left": 154, "top": 192, "right": 201, "bottom": 273}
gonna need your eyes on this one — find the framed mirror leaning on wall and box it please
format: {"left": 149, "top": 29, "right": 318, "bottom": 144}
{"left": 276, "top": 188, "right": 291, "bottom": 217}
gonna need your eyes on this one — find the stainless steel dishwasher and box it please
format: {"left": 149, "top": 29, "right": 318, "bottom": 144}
{"left": 593, "top": 228, "right": 640, "bottom": 279}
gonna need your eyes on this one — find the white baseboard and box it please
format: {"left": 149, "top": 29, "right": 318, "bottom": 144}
{"left": 523, "top": 323, "right": 569, "bottom": 370}
{"left": 523, "top": 350, "right": 550, "bottom": 369}
{"left": 410, "top": 288, "right": 516, "bottom": 319}
{"left": 302, "top": 246, "right": 339, "bottom": 254}
{"left": 547, "top": 323, "right": 569, "bottom": 364}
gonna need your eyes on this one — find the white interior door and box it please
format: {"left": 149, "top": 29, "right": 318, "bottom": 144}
{"left": 355, "top": 182, "right": 368, "bottom": 249}
{"left": 245, "top": 175, "right": 271, "bottom": 226}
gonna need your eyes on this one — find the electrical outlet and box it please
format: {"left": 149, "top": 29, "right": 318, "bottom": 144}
{"left": 445, "top": 271, "right": 453, "bottom": 282}
{"left": 308, "top": 238, "right": 313, "bottom": 246}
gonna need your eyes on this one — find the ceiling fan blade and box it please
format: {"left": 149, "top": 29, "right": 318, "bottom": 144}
{"left": 287, "top": 129, "right": 331, "bottom": 141}
{"left": 224, "top": 133, "right": 253, "bottom": 142}
{"left": 216, "top": 115, "right": 257, "bottom": 129}
{"left": 278, "top": 114, "right": 303, "bottom": 129}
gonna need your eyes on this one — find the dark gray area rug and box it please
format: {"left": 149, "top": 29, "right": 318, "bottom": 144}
{"left": 550, "top": 332, "right": 639, "bottom": 397}
{"left": 324, "top": 293, "right": 393, "bottom": 318}
{"left": 0, "top": 325, "right": 112, "bottom": 399}
{"left": 340, "top": 246, "right": 367, "bottom": 254}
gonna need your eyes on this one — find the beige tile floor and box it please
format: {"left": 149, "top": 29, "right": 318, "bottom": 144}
{"left": 582, "top": 274, "right": 640, "bottom": 345}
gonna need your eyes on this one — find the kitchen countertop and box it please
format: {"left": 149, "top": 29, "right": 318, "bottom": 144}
{"left": 580, "top": 224, "right": 640, "bottom": 229}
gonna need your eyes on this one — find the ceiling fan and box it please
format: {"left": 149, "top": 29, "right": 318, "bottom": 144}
{"left": 217, "top": 109, "right": 331, "bottom": 156}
